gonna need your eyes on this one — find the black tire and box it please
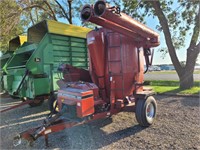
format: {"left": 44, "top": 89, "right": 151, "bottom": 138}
{"left": 48, "top": 94, "right": 58, "bottom": 114}
{"left": 29, "top": 97, "right": 44, "bottom": 107}
{"left": 135, "top": 96, "right": 157, "bottom": 127}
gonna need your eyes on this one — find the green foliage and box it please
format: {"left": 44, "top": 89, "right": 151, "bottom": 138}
{"left": 71, "top": 0, "right": 96, "bottom": 25}
{"left": 0, "top": 0, "right": 24, "bottom": 51}
{"left": 0, "top": 0, "right": 102, "bottom": 50}
{"left": 0, "top": 0, "right": 59, "bottom": 52}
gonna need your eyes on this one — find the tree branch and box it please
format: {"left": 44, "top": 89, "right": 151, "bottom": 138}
{"left": 22, "top": 4, "right": 55, "bottom": 20}
{"left": 188, "top": 2, "right": 200, "bottom": 50}
{"left": 54, "top": 0, "right": 70, "bottom": 23}
{"left": 29, "top": 12, "right": 35, "bottom": 25}
{"left": 149, "top": 1, "right": 183, "bottom": 75}
{"left": 68, "top": 0, "right": 72, "bottom": 24}
{"left": 35, "top": 7, "right": 39, "bottom": 22}
{"left": 43, "top": 0, "right": 57, "bottom": 21}
{"left": 184, "top": 3, "right": 200, "bottom": 71}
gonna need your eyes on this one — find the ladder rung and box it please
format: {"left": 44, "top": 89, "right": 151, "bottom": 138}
{"left": 108, "top": 45, "right": 121, "bottom": 48}
{"left": 108, "top": 60, "right": 121, "bottom": 62}
{"left": 109, "top": 73, "right": 123, "bottom": 76}
{"left": 110, "top": 88, "right": 124, "bottom": 91}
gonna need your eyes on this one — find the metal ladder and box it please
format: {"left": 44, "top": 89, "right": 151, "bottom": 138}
{"left": 106, "top": 32, "right": 124, "bottom": 96}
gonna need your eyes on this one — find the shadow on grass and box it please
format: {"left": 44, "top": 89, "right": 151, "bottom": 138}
{"left": 160, "top": 88, "right": 181, "bottom": 94}
{"left": 156, "top": 87, "right": 199, "bottom": 95}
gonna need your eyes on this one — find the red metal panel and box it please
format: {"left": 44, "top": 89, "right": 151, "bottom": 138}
{"left": 87, "top": 28, "right": 144, "bottom": 99}
{"left": 57, "top": 86, "right": 95, "bottom": 118}
{"left": 87, "top": 29, "right": 105, "bottom": 87}
{"left": 107, "top": 33, "right": 143, "bottom": 98}
{"left": 76, "top": 96, "right": 94, "bottom": 118}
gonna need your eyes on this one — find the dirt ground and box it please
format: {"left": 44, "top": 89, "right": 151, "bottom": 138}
{"left": 0, "top": 94, "right": 199, "bottom": 150}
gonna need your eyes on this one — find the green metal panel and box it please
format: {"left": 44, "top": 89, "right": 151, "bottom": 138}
{"left": 3, "top": 75, "right": 14, "bottom": 92}
{"left": 12, "top": 75, "right": 22, "bottom": 94}
{"left": 6, "top": 43, "right": 37, "bottom": 70}
{"left": 5, "top": 32, "right": 89, "bottom": 99}
{"left": 26, "top": 34, "right": 50, "bottom": 74}
{"left": 49, "top": 33, "right": 88, "bottom": 69}
{"left": 0, "top": 52, "right": 13, "bottom": 69}
{"left": 33, "top": 78, "right": 50, "bottom": 97}
{"left": 6, "top": 68, "right": 26, "bottom": 95}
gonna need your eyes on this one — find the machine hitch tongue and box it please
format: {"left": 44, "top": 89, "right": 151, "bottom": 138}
{"left": 12, "top": 125, "right": 47, "bottom": 147}
{"left": 13, "top": 127, "right": 46, "bottom": 147}
{"left": 13, "top": 112, "right": 63, "bottom": 146}
{"left": 32, "top": 126, "right": 46, "bottom": 140}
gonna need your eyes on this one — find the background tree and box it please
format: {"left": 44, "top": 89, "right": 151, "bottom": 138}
{"left": 0, "top": 0, "right": 96, "bottom": 52}
{"left": 123, "top": 0, "right": 200, "bottom": 89}
{"left": 0, "top": 0, "right": 58, "bottom": 52}
{"left": 0, "top": 0, "right": 24, "bottom": 51}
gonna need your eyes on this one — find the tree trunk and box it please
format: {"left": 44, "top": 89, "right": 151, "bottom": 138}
{"left": 179, "top": 43, "right": 200, "bottom": 89}
{"left": 150, "top": 1, "right": 200, "bottom": 90}
{"left": 179, "top": 69, "right": 194, "bottom": 89}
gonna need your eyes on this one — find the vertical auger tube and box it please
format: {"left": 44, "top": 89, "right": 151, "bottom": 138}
{"left": 81, "top": 5, "right": 145, "bottom": 42}
{"left": 93, "top": 0, "right": 160, "bottom": 47}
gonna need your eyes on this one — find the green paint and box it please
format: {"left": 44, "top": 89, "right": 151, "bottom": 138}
{"left": 4, "top": 33, "right": 88, "bottom": 100}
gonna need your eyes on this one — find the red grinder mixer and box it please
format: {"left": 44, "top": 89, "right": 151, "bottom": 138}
{"left": 13, "top": 0, "right": 160, "bottom": 147}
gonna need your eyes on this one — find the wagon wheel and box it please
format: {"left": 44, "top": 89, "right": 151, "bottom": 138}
{"left": 135, "top": 96, "right": 157, "bottom": 127}
{"left": 48, "top": 94, "right": 58, "bottom": 115}
{"left": 29, "top": 97, "right": 44, "bottom": 107}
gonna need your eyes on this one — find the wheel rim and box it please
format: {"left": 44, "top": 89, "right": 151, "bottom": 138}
{"left": 146, "top": 102, "right": 155, "bottom": 122}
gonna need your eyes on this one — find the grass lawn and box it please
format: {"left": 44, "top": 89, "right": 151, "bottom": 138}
{"left": 146, "top": 80, "right": 200, "bottom": 95}
{"left": 146, "top": 70, "right": 200, "bottom": 74}
{"left": 148, "top": 86, "right": 200, "bottom": 95}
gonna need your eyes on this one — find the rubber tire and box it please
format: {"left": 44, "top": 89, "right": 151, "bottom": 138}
{"left": 48, "top": 94, "right": 58, "bottom": 114}
{"left": 29, "top": 97, "right": 44, "bottom": 107}
{"left": 135, "top": 96, "right": 157, "bottom": 127}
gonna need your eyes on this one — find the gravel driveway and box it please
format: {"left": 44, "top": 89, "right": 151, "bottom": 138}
{"left": 0, "top": 94, "right": 199, "bottom": 150}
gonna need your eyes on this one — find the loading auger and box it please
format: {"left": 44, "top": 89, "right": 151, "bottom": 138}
{"left": 13, "top": 0, "right": 160, "bottom": 147}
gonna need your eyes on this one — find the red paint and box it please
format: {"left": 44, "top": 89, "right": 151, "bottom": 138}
{"left": 93, "top": 0, "right": 160, "bottom": 47}
{"left": 58, "top": 86, "right": 95, "bottom": 118}
{"left": 81, "top": 5, "right": 145, "bottom": 42}
{"left": 87, "top": 29, "right": 144, "bottom": 99}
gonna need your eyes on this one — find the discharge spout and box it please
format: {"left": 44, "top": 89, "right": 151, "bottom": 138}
{"left": 81, "top": 5, "right": 145, "bottom": 42}
{"left": 93, "top": 0, "right": 160, "bottom": 47}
